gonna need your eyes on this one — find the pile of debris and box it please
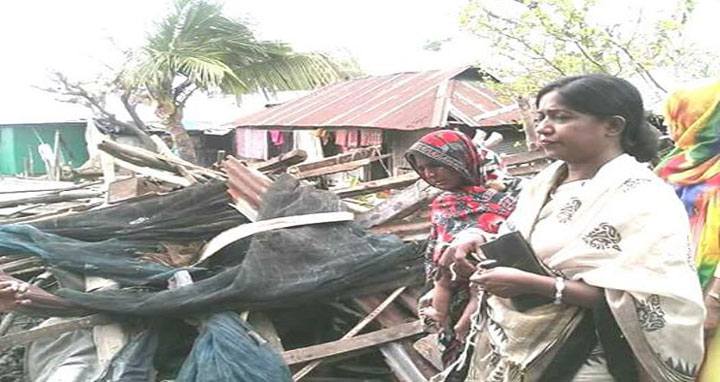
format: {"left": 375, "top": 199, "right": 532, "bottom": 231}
{"left": 0, "top": 137, "right": 457, "bottom": 382}
{"left": 0, "top": 135, "right": 550, "bottom": 381}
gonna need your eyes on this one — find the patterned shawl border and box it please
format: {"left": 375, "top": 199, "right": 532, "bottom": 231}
{"left": 609, "top": 290, "right": 697, "bottom": 382}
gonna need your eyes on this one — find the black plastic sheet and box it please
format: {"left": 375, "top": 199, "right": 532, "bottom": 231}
{"left": 31, "top": 181, "right": 247, "bottom": 242}
{"left": 0, "top": 225, "right": 175, "bottom": 286}
{"left": 0, "top": 182, "right": 248, "bottom": 286}
{"left": 56, "top": 175, "right": 424, "bottom": 316}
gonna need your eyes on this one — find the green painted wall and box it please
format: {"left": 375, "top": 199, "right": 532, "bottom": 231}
{"left": 0, "top": 122, "right": 89, "bottom": 175}
{"left": 0, "top": 127, "right": 16, "bottom": 175}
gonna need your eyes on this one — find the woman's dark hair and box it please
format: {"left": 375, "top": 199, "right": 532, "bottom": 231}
{"left": 536, "top": 74, "right": 659, "bottom": 163}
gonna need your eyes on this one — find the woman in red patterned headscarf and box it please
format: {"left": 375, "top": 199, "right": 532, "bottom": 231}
{"left": 405, "top": 129, "right": 518, "bottom": 377}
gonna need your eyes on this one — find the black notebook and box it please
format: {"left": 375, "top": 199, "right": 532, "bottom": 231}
{"left": 478, "top": 231, "right": 554, "bottom": 311}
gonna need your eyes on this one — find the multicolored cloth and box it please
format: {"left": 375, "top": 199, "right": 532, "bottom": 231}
{"left": 656, "top": 81, "right": 720, "bottom": 382}
{"left": 656, "top": 81, "right": 720, "bottom": 288}
{"left": 405, "top": 130, "right": 518, "bottom": 264}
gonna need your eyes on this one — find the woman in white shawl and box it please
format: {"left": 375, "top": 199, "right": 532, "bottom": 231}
{"left": 443, "top": 75, "right": 705, "bottom": 381}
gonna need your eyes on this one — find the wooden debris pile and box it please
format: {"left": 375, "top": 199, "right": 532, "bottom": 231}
{"left": 0, "top": 139, "right": 548, "bottom": 382}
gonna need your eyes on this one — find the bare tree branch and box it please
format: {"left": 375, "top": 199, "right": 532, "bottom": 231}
{"left": 45, "top": 72, "right": 158, "bottom": 150}
{"left": 119, "top": 89, "right": 150, "bottom": 132}
{"left": 479, "top": 10, "right": 568, "bottom": 75}
{"left": 603, "top": 31, "right": 668, "bottom": 93}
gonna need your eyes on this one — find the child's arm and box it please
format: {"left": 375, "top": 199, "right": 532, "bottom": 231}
{"left": 454, "top": 286, "right": 479, "bottom": 342}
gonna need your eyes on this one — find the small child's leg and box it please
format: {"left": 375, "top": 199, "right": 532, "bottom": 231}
{"left": 420, "top": 269, "right": 453, "bottom": 330}
{"left": 453, "top": 286, "right": 479, "bottom": 342}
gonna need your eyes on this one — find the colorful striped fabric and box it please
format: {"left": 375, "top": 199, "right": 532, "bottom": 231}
{"left": 656, "top": 81, "right": 720, "bottom": 288}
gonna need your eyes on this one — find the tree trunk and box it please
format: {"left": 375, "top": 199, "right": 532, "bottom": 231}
{"left": 517, "top": 95, "right": 539, "bottom": 151}
{"left": 156, "top": 103, "right": 198, "bottom": 164}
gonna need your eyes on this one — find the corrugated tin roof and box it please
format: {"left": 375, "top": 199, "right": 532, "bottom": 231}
{"left": 233, "top": 67, "right": 521, "bottom": 131}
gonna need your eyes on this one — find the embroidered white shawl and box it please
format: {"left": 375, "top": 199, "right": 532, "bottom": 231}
{"left": 465, "top": 154, "right": 705, "bottom": 382}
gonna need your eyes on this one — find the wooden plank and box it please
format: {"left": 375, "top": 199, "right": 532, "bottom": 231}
{"left": 369, "top": 220, "right": 431, "bottom": 236}
{"left": 507, "top": 160, "right": 551, "bottom": 176}
{"left": 332, "top": 173, "right": 420, "bottom": 198}
{"left": 352, "top": 295, "right": 436, "bottom": 380}
{"left": 113, "top": 157, "right": 192, "bottom": 187}
{"left": 292, "top": 287, "right": 406, "bottom": 381}
{"left": 99, "top": 139, "right": 225, "bottom": 180}
{"left": 502, "top": 150, "right": 547, "bottom": 166}
{"left": 289, "top": 146, "right": 380, "bottom": 173}
{"left": 196, "top": 212, "right": 355, "bottom": 264}
{"left": 0, "top": 314, "right": 113, "bottom": 350}
{"left": 0, "top": 201, "right": 103, "bottom": 225}
{"left": 289, "top": 154, "right": 391, "bottom": 179}
{"left": 107, "top": 177, "right": 159, "bottom": 204}
{"left": 0, "top": 180, "right": 102, "bottom": 195}
{"left": 412, "top": 335, "right": 444, "bottom": 370}
{"left": 0, "top": 190, "right": 104, "bottom": 209}
{"left": 248, "top": 311, "right": 284, "bottom": 353}
{"left": 356, "top": 180, "right": 440, "bottom": 229}
{"left": 283, "top": 320, "right": 423, "bottom": 366}
{"left": 250, "top": 150, "right": 308, "bottom": 173}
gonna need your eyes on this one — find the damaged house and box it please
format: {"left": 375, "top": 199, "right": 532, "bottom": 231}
{"left": 232, "top": 67, "right": 530, "bottom": 182}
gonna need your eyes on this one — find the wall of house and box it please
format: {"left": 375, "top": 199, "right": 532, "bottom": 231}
{"left": 0, "top": 127, "right": 17, "bottom": 175}
{"left": 386, "top": 126, "right": 528, "bottom": 178}
{"left": 387, "top": 128, "right": 434, "bottom": 176}
{"left": 0, "top": 123, "right": 89, "bottom": 175}
{"left": 480, "top": 126, "right": 528, "bottom": 156}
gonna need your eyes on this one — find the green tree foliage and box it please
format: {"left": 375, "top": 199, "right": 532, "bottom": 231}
{"left": 127, "top": 0, "right": 345, "bottom": 162}
{"left": 460, "top": 0, "right": 718, "bottom": 98}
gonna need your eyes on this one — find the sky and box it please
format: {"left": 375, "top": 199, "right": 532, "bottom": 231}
{"left": 1, "top": 0, "right": 718, "bottom": 123}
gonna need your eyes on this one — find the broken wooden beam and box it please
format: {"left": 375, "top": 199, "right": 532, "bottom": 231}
{"left": 250, "top": 150, "right": 308, "bottom": 173}
{"left": 332, "top": 173, "right": 420, "bottom": 198}
{"left": 0, "top": 180, "right": 103, "bottom": 195}
{"left": 292, "top": 287, "right": 406, "bottom": 381}
{"left": 353, "top": 294, "right": 437, "bottom": 379}
{"left": 507, "top": 160, "right": 551, "bottom": 177}
{"left": 99, "top": 139, "right": 225, "bottom": 181}
{"left": 0, "top": 314, "right": 113, "bottom": 350}
{"left": 369, "top": 220, "right": 431, "bottom": 237}
{"left": 356, "top": 180, "right": 440, "bottom": 229}
{"left": 283, "top": 320, "right": 423, "bottom": 366}
{"left": 0, "top": 190, "right": 103, "bottom": 209}
{"left": 413, "top": 334, "right": 444, "bottom": 371}
{"left": 107, "top": 176, "right": 167, "bottom": 204}
{"left": 288, "top": 146, "right": 380, "bottom": 173}
{"left": 247, "top": 311, "right": 284, "bottom": 354}
{"left": 99, "top": 140, "right": 178, "bottom": 173}
{"left": 501, "top": 150, "right": 547, "bottom": 166}
{"left": 289, "top": 154, "right": 391, "bottom": 180}
{"left": 113, "top": 157, "right": 192, "bottom": 187}
{"left": 0, "top": 201, "right": 103, "bottom": 225}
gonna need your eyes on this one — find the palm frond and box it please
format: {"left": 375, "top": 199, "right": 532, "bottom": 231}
{"left": 127, "top": 0, "right": 344, "bottom": 102}
{"left": 226, "top": 53, "right": 341, "bottom": 94}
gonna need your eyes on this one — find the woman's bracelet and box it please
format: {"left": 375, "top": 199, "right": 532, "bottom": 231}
{"left": 554, "top": 277, "right": 566, "bottom": 305}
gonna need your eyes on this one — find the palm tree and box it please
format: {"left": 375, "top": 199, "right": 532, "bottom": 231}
{"left": 127, "top": 0, "right": 343, "bottom": 162}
